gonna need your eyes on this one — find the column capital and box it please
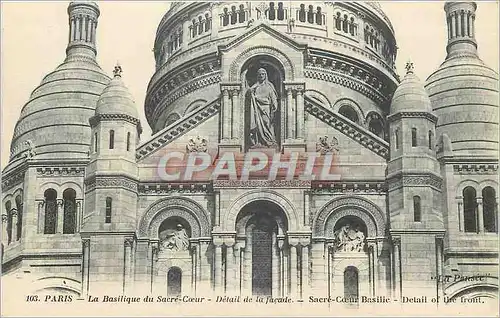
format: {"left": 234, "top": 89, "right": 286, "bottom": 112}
{"left": 82, "top": 238, "right": 90, "bottom": 248}
{"left": 37, "top": 200, "right": 45, "bottom": 208}
{"left": 124, "top": 237, "right": 134, "bottom": 247}
{"left": 9, "top": 208, "right": 18, "bottom": 217}
{"left": 220, "top": 82, "right": 242, "bottom": 91}
{"left": 1, "top": 214, "right": 8, "bottom": 223}
{"left": 390, "top": 235, "right": 401, "bottom": 246}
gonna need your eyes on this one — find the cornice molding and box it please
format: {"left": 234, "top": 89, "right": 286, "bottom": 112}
{"left": 304, "top": 96, "right": 389, "bottom": 159}
{"left": 137, "top": 99, "right": 220, "bottom": 161}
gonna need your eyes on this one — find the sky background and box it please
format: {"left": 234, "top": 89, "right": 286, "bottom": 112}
{"left": 1, "top": 1, "right": 499, "bottom": 169}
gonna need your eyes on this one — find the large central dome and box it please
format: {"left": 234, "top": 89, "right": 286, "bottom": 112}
{"left": 146, "top": 1, "right": 399, "bottom": 133}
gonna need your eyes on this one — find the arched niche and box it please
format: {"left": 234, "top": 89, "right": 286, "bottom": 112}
{"left": 240, "top": 55, "right": 285, "bottom": 151}
{"left": 138, "top": 197, "right": 211, "bottom": 238}
{"left": 224, "top": 189, "right": 299, "bottom": 231}
{"left": 313, "top": 196, "right": 385, "bottom": 238}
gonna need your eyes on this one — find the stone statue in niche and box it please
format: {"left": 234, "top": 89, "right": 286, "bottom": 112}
{"left": 160, "top": 224, "right": 190, "bottom": 251}
{"left": 333, "top": 224, "right": 365, "bottom": 252}
{"left": 245, "top": 68, "right": 279, "bottom": 148}
{"left": 24, "top": 140, "right": 36, "bottom": 158}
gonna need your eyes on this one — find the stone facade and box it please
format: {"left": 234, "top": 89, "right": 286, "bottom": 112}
{"left": 2, "top": 1, "right": 498, "bottom": 308}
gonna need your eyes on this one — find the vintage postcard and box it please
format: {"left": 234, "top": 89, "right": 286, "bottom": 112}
{"left": 1, "top": 1, "right": 498, "bottom": 317}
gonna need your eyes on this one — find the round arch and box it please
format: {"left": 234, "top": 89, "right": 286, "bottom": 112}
{"left": 32, "top": 277, "right": 81, "bottom": 296}
{"left": 224, "top": 189, "right": 300, "bottom": 231}
{"left": 138, "top": 197, "right": 211, "bottom": 238}
{"left": 445, "top": 276, "right": 499, "bottom": 301}
{"left": 313, "top": 196, "right": 385, "bottom": 237}
{"left": 228, "top": 46, "right": 295, "bottom": 82}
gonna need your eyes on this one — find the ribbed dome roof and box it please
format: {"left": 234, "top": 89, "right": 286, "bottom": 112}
{"left": 391, "top": 63, "right": 432, "bottom": 114}
{"left": 6, "top": 1, "right": 110, "bottom": 168}
{"left": 9, "top": 55, "right": 110, "bottom": 163}
{"left": 95, "top": 66, "right": 139, "bottom": 118}
{"left": 425, "top": 55, "right": 499, "bottom": 158}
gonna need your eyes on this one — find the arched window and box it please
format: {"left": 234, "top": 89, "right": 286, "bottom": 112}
{"left": 222, "top": 8, "right": 229, "bottom": 26}
{"left": 364, "top": 25, "right": 369, "bottom": 42}
{"left": 307, "top": 5, "right": 314, "bottom": 24}
{"left": 109, "top": 130, "right": 115, "bottom": 149}
{"left": 238, "top": 5, "right": 245, "bottom": 23}
{"left": 413, "top": 196, "right": 421, "bottom": 222}
{"left": 4, "top": 201, "right": 12, "bottom": 244}
{"left": 15, "top": 195, "right": 23, "bottom": 241}
{"left": 411, "top": 128, "right": 417, "bottom": 147}
{"left": 344, "top": 266, "right": 359, "bottom": 301}
{"left": 428, "top": 130, "right": 433, "bottom": 150}
{"left": 44, "top": 189, "right": 58, "bottom": 234}
{"left": 126, "top": 132, "right": 131, "bottom": 152}
{"left": 167, "top": 267, "right": 182, "bottom": 296}
{"left": 63, "top": 189, "right": 76, "bottom": 234}
{"left": 268, "top": 2, "right": 276, "bottom": 20}
{"left": 198, "top": 16, "right": 203, "bottom": 35}
{"left": 339, "top": 105, "right": 359, "bottom": 124}
{"left": 463, "top": 187, "right": 477, "bottom": 233}
{"left": 315, "top": 7, "right": 322, "bottom": 25}
{"left": 191, "top": 19, "right": 197, "bottom": 38}
{"left": 277, "top": 2, "right": 284, "bottom": 20}
{"left": 342, "top": 14, "right": 348, "bottom": 32}
{"left": 335, "top": 12, "right": 342, "bottom": 30}
{"left": 298, "top": 4, "right": 306, "bottom": 23}
{"left": 105, "top": 197, "right": 112, "bottom": 224}
{"left": 395, "top": 128, "right": 400, "bottom": 149}
{"left": 205, "top": 13, "right": 212, "bottom": 32}
{"left": 368, "top": 118, "right": 384, "bottom": 138}
{"left": 349, "top": 17, "right": 356, "bottom": 35}
{"left": 482, "top": 187, "right": 497, "bottom": 233}
{"left": 93, "top": 132, "right": 98, "bottom": 153}
{"left": 230, "top": 6, "right": 237, "bottom": 25}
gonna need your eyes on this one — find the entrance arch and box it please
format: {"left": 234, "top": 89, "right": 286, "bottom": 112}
{"left": 236, "top": 200, "right": 288, "bottom": 296}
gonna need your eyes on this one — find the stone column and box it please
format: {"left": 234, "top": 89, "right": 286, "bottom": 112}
{"left": 368, "top": 240, "right": 378, "bottom": 296}
{"left": 224, "top": 236, "right": 236, "bottom": 293}
{"left": 243, "top": 230, "right": 253, "bottom": 295}
{"left": 235, "top": 239, "right": 244, "bottom": 295}
{"left": 150, "top": 242, "right": 159, "bottom": 294}
{"left": 471, "top": 14, "right": 475, "bottom": 37}
{"left": 435, "top": 236, "right": 444, "bottom": 302}
{"left": 286, "top": 88, "right": 294, "bottom": 139}
{"left": 81, "top": 238, "right": 90, "bottom": 297}
{"left": 182, "top": 17, "right": 190, "bottom": 48}
{"left": 124, "top": 238, "right": 134, "bottom": 293}
{"left": 477, "top": 198, "right": 484, "bottom": 233}
{"left": 194, "top": 243, "right": 201, "bottom": 295}
{"left": 271, "top": 232, "right": 279, "bottom": 297}
{"left": 1, "top": 214, "right": 8, "bottom": 245}
{"left": 75, "top": 15, "right": 81, "bottom": 40}
{"left": 301, "top": 244, "right": 310, "bottom": 298}
{"left": 191, "top": 245, "right": 197, "bottom": 295}
{"left": 296, "top": 88, "right": 304, "bottom": 140}
{"left": 56, "top": 199, "right": 64, "bottom": 234}
{"left": 10, "top": 209, "right": 18, "bottom": 242}
{"left": 231, "top": 89, "right": 240, "bottom": 140}
{"left": 37, "top": 201, "right": 45, "bottom": 234}
{"left": 392, "top": 237, "right": 401, "bottom": 300}
{"left": 198, "top": 239, "right": 211, "bottom": 295}
{"left": 451, "top": 13, "right": 456, "bottom": 38}
{"left": 457, "top": 199, "right": 463, "bottom": 232}
{"left": 289, "top": 243, "right": 298, "bottom": 298}
{"left": 277, "top": 235, "right": 285, "bottom": 296}
{"left": 222, "top": 89, "right": 230, "bottom": 141}
{"left": 213, "top": 238, "right": 223, "bottom": 293}
{"left": 211, "top": 3, "right": 220, "bottom": 37}
{"left": 76, "top": 200, "right": 83, "bottom": 233}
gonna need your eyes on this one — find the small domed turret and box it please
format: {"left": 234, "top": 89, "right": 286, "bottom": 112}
{"left": 390, "top": 61, "right": 432, "bottom": 114}
{"left": 95, "top": 65, "right": 139, "bottom": 119}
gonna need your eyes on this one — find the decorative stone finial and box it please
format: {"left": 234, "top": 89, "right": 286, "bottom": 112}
{"left": 405, "top": 60, "right": 414, "bottom": 74}
{"left": 113, "top": 64, "right": 122, "bottom": 77}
